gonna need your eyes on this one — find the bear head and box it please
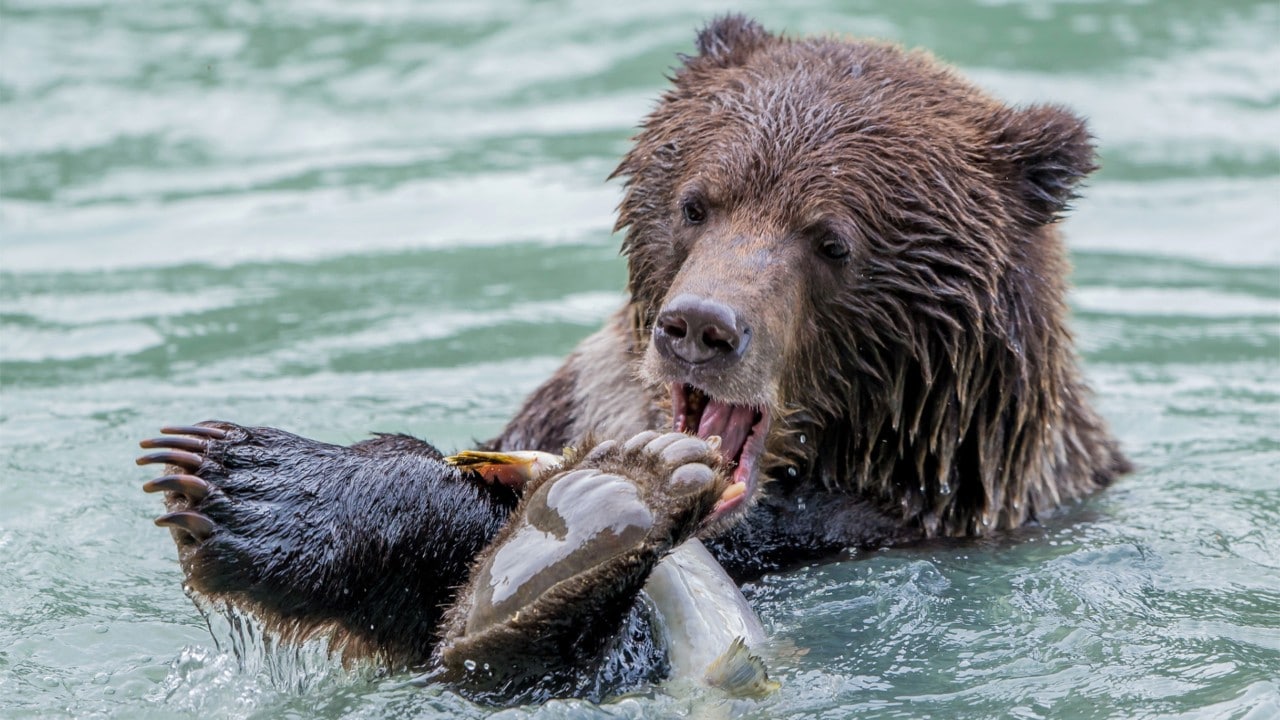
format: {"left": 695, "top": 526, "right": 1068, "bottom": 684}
{"left": 612, "top": 15, "right": 1126, "bottom": 535}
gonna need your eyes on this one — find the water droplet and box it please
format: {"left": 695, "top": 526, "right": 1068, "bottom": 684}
{"left": 939, "top": 482, "right": 951, "bottom": 496}
{"left": 787, "top": 467, "right": 798, "bottom": 477}
{"left": 799, "top": 434, "right": 807, "bottom": 444}
{"left": 464, "top": 659, "right": 477, "bottom": 671}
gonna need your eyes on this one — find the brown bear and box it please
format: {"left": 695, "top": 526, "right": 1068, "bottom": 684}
{"left": 492, "top": 14, "right": 1131, "bottom": 576}
{"left": 139, "top": 13, "right": 1130, "bottom": 704}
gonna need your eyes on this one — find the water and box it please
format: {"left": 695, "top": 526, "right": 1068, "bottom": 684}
{"left": 1, "top": 0, "right": 1277, "bottom": 717}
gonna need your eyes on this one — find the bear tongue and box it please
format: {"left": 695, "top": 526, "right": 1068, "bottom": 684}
{"left": 697, "top": 401, "right": 756, "bottom": 469}
{"left": 707, "top": 403, "right": 770, "bottom": 520}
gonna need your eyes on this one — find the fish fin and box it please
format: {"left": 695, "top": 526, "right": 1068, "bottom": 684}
{"left": 444, "top": 450, "right": 523, "bottom": 469}
{"left": 443, "top": 450, "right": 562, "bottom": 488}
{"left": 703, "top": 636, "right": 780, "bottom": 698}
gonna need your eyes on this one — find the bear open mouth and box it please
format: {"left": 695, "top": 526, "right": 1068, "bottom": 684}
{"left": 670, "top": 383, "right": 770, "bottom": 520}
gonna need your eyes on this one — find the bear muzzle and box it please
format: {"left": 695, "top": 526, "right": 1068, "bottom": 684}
{"left": 653, "top": 293, "right": 752, "bottom": 369}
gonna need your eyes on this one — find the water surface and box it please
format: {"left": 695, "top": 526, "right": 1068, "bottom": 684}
{"left": 2, "top": 1, "right": 1278, "bottom": 718}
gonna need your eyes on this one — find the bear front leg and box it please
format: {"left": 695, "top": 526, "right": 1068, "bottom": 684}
{"left": 137, "top": 422, "right": 512, "bottom": 667}
{"left": 436, "top": 431, "right": 730, "bottom": 698}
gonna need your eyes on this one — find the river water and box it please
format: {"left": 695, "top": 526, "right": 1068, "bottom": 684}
{"left": 2, "top": 1, "right": 1277, "bottom": 718}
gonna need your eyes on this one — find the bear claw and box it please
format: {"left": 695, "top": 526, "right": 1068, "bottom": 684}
{"left": 160, "top": 424, "right": 227, "bottom": 440}
{"left": 154, "top": 510, "right": 215, "bottom": 541}
{"left": 139, "top": 436, "right": 208, "bottom": 453}
{"left": 142, "top": 474, "right": 211, "bottom": 501}
{"left": 135, "top": 449, "right": 205, "bottom": 471}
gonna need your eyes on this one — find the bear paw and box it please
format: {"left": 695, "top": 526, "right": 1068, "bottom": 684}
{"left": 136, "top": 422, "right": 342, "bottom": 595}
{"left": 139, "top": 422, "right": 519, "bottom": 667}
{"left": 440, "top": 431, "right": 731, "bottom": 682}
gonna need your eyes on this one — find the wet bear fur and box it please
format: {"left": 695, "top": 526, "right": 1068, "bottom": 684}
{"left": 492, "top": 15, "right": 1131, "bottom": 576}
{"left": 142, "top": 13, "right": 1132, "bottom": 703}
{"left": 145, "top": 425, "right": 729, "bottom": 703}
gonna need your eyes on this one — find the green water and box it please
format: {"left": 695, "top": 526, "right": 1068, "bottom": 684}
{"left": 2, "top": 1, "right": 1277, "bottom": 718}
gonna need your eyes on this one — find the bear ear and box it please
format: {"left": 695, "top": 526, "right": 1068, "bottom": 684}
{"left": 690, "top": 14, "right": 773, "bottom": 68}
{"left": 991, "top": 104, "right": 1098, "bottom": 226}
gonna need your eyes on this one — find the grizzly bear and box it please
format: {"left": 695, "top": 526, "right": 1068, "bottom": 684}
{"left": 139, "top": 14, "right": 1129, "bottom": 703}
{"left": 492, "top": 14, "right": 1131, "bottom": 575}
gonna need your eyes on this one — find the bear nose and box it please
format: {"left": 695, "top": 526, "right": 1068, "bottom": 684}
{"left": 654, "top": 294, "right": 750, "bottom": 366}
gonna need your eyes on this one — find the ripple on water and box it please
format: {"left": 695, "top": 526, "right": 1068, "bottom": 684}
{"left": 0, "top": 323, "right": 164, "bottom": 362}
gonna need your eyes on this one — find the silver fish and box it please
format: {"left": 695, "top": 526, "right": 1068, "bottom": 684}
{"left": 645, "top": 539, "right": 778, "bottom": 697}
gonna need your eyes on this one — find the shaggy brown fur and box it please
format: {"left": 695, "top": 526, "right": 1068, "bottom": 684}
{"left": 493, "top": 15, "right": 1131, "bottom": 570}
{"left": 138, "top": 16, "right": 1133, "bottom": 702}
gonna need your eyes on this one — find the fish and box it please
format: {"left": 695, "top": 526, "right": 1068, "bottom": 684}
{"left": 644, "top": 539, "right": 778, "bottom": 697}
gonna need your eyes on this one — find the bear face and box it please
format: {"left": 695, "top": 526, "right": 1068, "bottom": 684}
{"left": 606, "top": 15, "right": 1130, "bottom": 540}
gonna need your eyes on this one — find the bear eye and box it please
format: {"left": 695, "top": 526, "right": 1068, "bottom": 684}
{"left": 815, "top": 230, "right": 850, "bottom": 261}
{"left": 681, "top": 197, "right": 708, "bottom": 225}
